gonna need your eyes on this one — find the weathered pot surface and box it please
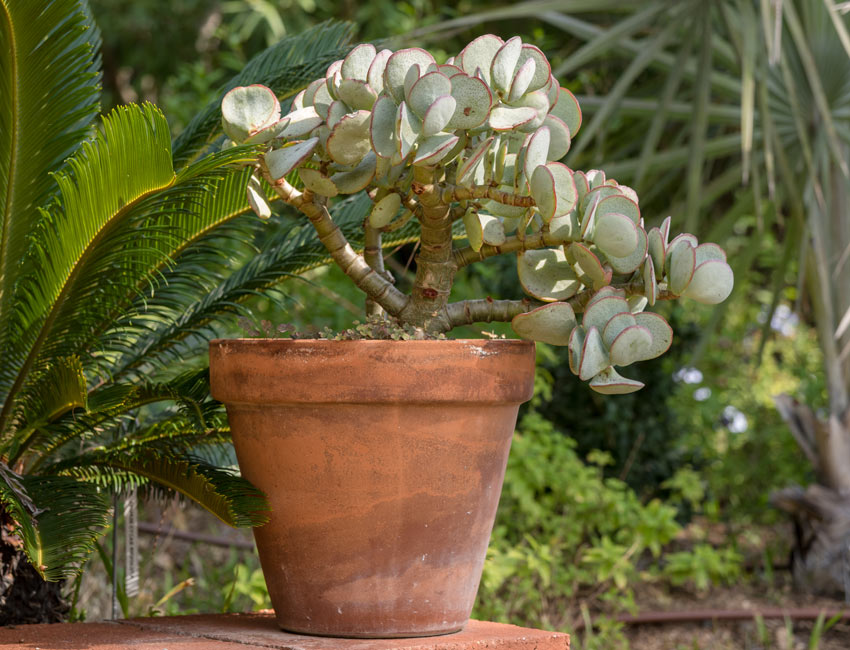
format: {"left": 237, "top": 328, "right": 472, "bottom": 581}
{"left": 210, "top": 338, "right": 535, "bottom": 638}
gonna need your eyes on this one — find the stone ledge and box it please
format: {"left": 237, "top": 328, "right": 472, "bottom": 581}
{"left": 0, "top": 613, "right": 569, "bottom": 650}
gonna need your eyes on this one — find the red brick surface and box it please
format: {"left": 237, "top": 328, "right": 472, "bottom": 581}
{"left": 0, "top": 614, "right": 569, "bottom": 650}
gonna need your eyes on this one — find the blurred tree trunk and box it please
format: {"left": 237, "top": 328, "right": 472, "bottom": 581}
{"left": 771, "top": 153, "right": 850, "bottom": 597}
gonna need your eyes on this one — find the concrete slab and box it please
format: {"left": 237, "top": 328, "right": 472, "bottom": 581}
{"left": 0, "top": 614, "right": 569, "bottom": 650}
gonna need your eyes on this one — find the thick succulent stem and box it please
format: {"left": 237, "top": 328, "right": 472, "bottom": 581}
{"left": 446, "top": 298, "right": 535, "bottom": 328}
{"left": 395, "top": 168, "right": 459, "bottom": 332}
{"left": 363, "top": 226, "right": 389, "bottom": 318}
{"left": 261, "top": 163, "right": 408, "bottom": 317}
{"left": 453, "top": 230, "right": 577, "bottom": 268}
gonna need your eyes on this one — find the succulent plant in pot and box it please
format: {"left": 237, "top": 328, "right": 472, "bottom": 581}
{"left": 210, "top": 34, "right": 734, "bottom": 639}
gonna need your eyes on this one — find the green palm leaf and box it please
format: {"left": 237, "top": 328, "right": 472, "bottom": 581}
{"left": 0, "top": 0, "right": 101, "bottom": 406}
{"left": 50, "top": 449, "right": 267, "bottom": 528}
{"left": 0, "top": 466, "right": 108, "bottom": 581}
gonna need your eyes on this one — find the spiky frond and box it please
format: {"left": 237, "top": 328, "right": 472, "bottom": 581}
{"left": 0, "top": 466, "right": 108, "bottom": 581}
{"left": 49, "top": 449, "right": 267, "bottom": 528}
{"left": 0, "top": 0, "right": 101, "bottom": 406}
{"left": 172, "top": 20, "right": 355, "bottom": 167}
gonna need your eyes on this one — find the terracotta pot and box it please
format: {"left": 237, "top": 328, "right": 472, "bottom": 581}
{"left": 209, "top": 338, "right": 535, "bottom": 638}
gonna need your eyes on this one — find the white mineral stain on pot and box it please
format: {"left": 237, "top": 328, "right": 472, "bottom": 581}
{"left": 464, "top": 344, "right": 496, "bottom": 357}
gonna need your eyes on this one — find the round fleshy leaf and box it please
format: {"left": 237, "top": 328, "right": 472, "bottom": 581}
{"left": 584, "top": 169, "right": 607, "bottom": 190}
{"left": 647, "top": 227, "right": 666, "bottom": 280}
{"left": 448, "top": 73, "right": 493, "bottom": 129}
{"left": 421, "top": 95, "right": 457, "bottom": 137}
{"left": 221, "top": 85, "right": 280, "bottom": 143}
{"left": 439, "top": 64, "right": 463, "bottom": 76}
{"left": 341, "top": 43, "right": 376, "bottom": 81}
{"left": 312, "top": 82, "right": 334, "bottom": 120}
{"left": 695, "top": 243, "right": 727, "bottom": 265}
{"left": 337, "top": 79, "right": 377, "bottom": 111}
{"left": 264, "top": 138, "right": 318, "bottom": 180}
{"left": 302, "top": 78, "right": 324, "bottom": 108}
{"left": 326, "top": 59, "right": 342, "bottom": 78}
{"left": 291, "top": 89, "right": 307, "bottom": 111}
{"left": 549, "top": 87, "right": 582, "bottom": 137}
{"left": 369, "top": 192, "right": 402, "bottom": 228}
{"left": 512, "top": 302, "right": 577, "bottom": 346}
{"left": 396, "top": 101, "right": 421, "bottom": 160}
{"left": 583, "top": 294, "right": 629, "bottom": 332}
{"left": 326, "top": 101, "right": 348, "bottom": 129}
{"left": 543, "top": 114, "right": 570, "bottom": 160}
{"left": 459, "top": 34, "right": 504, "bottom": 85}
{"left": 602, "top": 312, "right": 637, "bottom": 348}
{"left": 579, "top": 326, "right": 609, "bottom": 381}
{"left": 668, "top": 240, "right": 696, "bottom": 296}
{"left": 408, "top": 72, "right": 452, "bottom": 118}
{"left": 480, "top": 213, "right": 506, "bottom": 246}
{"left": 549, "top": 211, "right": 581, "bottom": 242}
{"left": 403, "top": 64, "right": 421, "bottom": 101}
{"left": 590, "top": 367, "right": 645, "bottom": 394}
{"left": 243, "top": 118, "right": 290, "bottom": 144}
{"left": 508, "top": 57, "right": 536, "bottom": 103}
{"left": 481, "top": 198, "right": 526, "bottom": 219}
{"left": 518, "top": 248, "right": 580, "bottom": 302}
{"left": 609, "top": 324, "right": 652, "bottom": 367}
{"left": 280, "top": 106, "right": 323, "bottom": 139}
{"left": 512, "top": 90, "right": 550, "bottom": 132}
{"left": 682, "top": 260, "right": 734, "bottom": 304}
{"left": 326, "top": 110, "right": 371, "bottom": 166}
{"left": 530, "top": 164, "right": 557, "bottom": 222}
{"left": 570, "top": 242, "right": 610, "bottom": 291}
{"left": 331, "top": 151, "right": 377, "bottom": 194}
{"left": 384, "top": 48, "right": 435, "bottom": 103}
{"left": 643, "top": 256, "right": 657, "bottom": 306}
{"left": 594, "top": 212, "right": 639, "bottom": 258}
{"left": 573, "top": 171, "right": 590, "bottom": 206}
{"left": 659, "top": 216, "right": 672, "bottom": 243}
{"left": 457, "top": 136, "right": 493, "bottom": 185}
{"left": 634, "top": 311, "right": 673, "bottom": 360}
{"left": 605, "top": 225, "right": 648, "bottom": 274}
{"left": 586, "top": 286, "right": 626, "bottom": 310}
{"left": 462, "top": 208, "right": 484, "bottom": 252}
{"left": 298, "top": 168, "right": 338, "bottom": 197}
{"left": 596, "top": 195, "right": 640, "bottom": 224}
{"left": 522, "top": 126, "right": 550, "bottom": 182}
{"left": 628, "top": 296, "right": 648, "bottom": 313}
{"left": 370, "top": 95, "right": 397, "bottom": 159}
{"left": 491, "top": 36, "right": 522, "bottom": 92}
{"left": 568, "top": 326, "right": 585, "bottom": 375}
{"left": 545, "top": 75, "right": 559, "bottom": 107}
{"left": 246, "top": 174, "right": 271, "bottom": 219}
{"left": 366, "top": 49, "right": 392, "bottom": 96}
{"left": 489, "top": 105, "right": 537, "bottom": 131}
{"left": 516, "top": 44, "right": 551, "bottom": 93}
{"left": 413, "top": 132, "right": 459, "bottom": 166}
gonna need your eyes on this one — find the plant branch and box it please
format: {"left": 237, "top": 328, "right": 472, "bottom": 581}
{"left": 411, "top": 182, "right": 537, "bottom": 208}
{"left": 364, "top": 225, "right": 388, "bottom": 318}
{"left": 259, "top": 161, "right": 408, "bottom": 317}
{"left": 453, "top": 230, "right": 576, "bottom": 268}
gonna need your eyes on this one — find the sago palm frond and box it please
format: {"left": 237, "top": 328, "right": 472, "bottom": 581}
{"left": 0, "top": 0, "right": 101, "bottom": 406}
{"left": 47, "top": 449, "right": 267, "bottom": 528}
{"left": 0, "top": 465, "right": 109, "bottom": 581}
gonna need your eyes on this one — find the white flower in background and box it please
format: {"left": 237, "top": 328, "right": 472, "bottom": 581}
{"left": 722, "top": 405, "right": 748, "bottom": 433}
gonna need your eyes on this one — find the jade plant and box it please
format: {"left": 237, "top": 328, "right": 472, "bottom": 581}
{"left": 220, "top": 35, "right": 734, "bottom": 394}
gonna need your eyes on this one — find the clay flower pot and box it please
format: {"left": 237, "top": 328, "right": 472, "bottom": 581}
{"left": 209, "top": 338, "right": 535, "bottom": 638}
